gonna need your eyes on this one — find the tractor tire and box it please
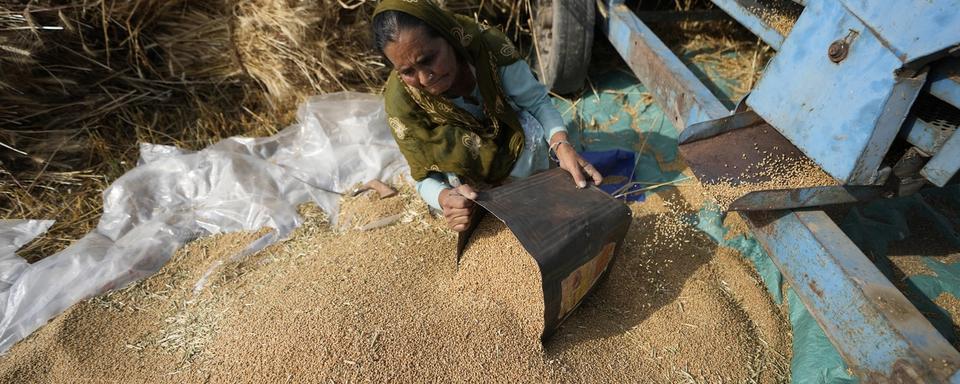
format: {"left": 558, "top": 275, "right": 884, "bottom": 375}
{"left": 531, "top": 0, "right": 595, "bottom": 95}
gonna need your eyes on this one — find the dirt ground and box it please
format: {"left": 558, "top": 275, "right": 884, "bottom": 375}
{"left": 0, "top": 182, "right": 791, "bottom": 383}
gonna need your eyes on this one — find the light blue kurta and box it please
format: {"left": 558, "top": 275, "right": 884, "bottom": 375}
{"left": 416, "top": 61, "right": 567, "bottom": 210}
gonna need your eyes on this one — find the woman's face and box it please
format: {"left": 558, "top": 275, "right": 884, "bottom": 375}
{"left": 383, "top": 26, "right": 459, "bottom": 96}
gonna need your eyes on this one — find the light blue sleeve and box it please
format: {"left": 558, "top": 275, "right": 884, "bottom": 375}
{"left": 499, "top": 61, "right": 567, "bottom": 140}
{"left": 416, "top": 172, "right": 451, "bottom": 210}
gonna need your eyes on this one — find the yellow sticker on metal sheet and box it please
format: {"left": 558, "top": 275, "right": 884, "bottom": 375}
{"left": 559, "top": 242, "right": 616, "bottom": 319}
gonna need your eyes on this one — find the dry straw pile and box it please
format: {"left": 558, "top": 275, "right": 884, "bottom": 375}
{"left": 642, "top": 0, "right": 800, "bottom": 102}
{"left": 0, "top": 0, "right": 386, "bottom": 259}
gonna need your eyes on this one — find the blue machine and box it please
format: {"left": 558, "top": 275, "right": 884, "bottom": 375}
{"left": 597, "top": 0, "right": 960, "bottom": 381}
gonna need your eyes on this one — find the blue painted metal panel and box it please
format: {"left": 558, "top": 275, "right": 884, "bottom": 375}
{"left": 901, "top": 116, "right": 954, "bottom": 156}
{"left": 747, "top": 0, "right": 922, "bottom": 185}
{"left": 746, "top": 210, "right": 960, "bottom": 380}
{"left": 602, "top": 2, "right": 728, "bottom": 131}
{"left": 849, "top": 73, "right": 926, "bottom": 183}
{"left": 709, "top": 0, "right": 785, "bottom": 50}
{"left": 839, "top": 0, "right": 960, "bottom": 68}
{"left": 929, "top": 58, "right": 960, "bottom": 111}
{"left": 921, "top": 129, "right": 960, "bottom": 187}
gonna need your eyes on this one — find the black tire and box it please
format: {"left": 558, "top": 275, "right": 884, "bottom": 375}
{"left": 531, "top": 0, "right": 595, "bottom": 95}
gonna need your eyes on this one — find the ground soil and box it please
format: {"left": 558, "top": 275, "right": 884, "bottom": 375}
{"left": 0, "top": 182, "right": 791, "bottom": 383}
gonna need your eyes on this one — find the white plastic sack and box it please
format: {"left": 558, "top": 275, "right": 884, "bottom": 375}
{"left": 0, "top": 92, "right": 408, "bottom": 354}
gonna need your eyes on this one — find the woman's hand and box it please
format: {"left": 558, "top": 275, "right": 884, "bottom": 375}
{"left": 438, "top": 184, "right": 478, "bottom": 232}
{"left": 551, "top": 133, "right": 602, "bottom": 189}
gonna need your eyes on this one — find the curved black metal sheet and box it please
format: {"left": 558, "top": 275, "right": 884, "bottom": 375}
{"left": 465, "top": 168, "right": 632, "bottom": 340}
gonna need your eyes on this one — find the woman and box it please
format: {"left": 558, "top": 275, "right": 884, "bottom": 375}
{"left": 373, "top": 0, "right": 602, "bottom": 232}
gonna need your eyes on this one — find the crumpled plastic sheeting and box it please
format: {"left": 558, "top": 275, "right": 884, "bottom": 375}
{"left": 0, "top": 92, "right": 408, "bottom": 354}
{"left": 0, "top": 220, "right": 54, "bottom": 293}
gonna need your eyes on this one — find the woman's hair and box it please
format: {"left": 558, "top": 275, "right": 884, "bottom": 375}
{"left": 372, "top": 10, "right": 441, "bottom": 59}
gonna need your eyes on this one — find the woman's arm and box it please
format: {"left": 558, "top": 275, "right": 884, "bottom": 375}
{"left": 416, "top": 172, "right": 477, "bottom": 232}
{"left": 416, "top": 172, "right": 451, "bottom": 210}
{"left": 498, "top": 61, "right": 567, "bottom": 140}
{"left": 550, "top": 131, "right": 602, "bottom": 188}
{"left": 498, "top": 61, "right": 602, "bottom": 188}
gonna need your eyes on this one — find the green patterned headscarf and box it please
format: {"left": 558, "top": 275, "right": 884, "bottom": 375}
{"left": 375, "top": 0, "right": 525, "bottom": 184}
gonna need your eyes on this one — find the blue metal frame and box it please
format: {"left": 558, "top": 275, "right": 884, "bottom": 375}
{"left": 747, "top": 0, "right": 925, "bottom": 185}
{"left": 599, "top": 0, "right": 960, "bottom": 380}
{"left": 838, "top": 0, "right": 960, "bottom": 69}
{"left": 929, "top": 59, "right": 960, "bottom": 111}
{"left": 921, "top": 129, "right": 960, "bottom": 187}
{"left": 901, "top": 116, "right": 955, "bottom": 156}
{"left": 602, "top": 0, "right": 728, "bottom": 131}
{"left": 746, "top": 210, "right": 960, "bottom": 381}
{"left": 709, "top": 0, "right": 786, "bottom": 50}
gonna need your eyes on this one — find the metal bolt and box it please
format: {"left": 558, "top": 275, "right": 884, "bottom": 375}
{"left": 828, "top": 40, "right": 848, "bottom": 63}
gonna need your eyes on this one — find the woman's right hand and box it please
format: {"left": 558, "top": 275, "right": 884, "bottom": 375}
{"left": 438, "top": 184, "right": 478, "bottom": 232}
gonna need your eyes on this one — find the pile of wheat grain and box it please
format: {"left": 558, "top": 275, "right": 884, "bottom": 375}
{"left": 0, "top": 181, "right": 791, "bottom": 383}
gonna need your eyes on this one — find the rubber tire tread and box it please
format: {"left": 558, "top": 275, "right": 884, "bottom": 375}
{"left": 535, "top": 0, "right": 595, "bottom": 95}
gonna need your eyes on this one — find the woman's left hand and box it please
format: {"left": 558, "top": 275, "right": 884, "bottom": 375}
{"left": 552, "top": 136, "right": 602, "bottom": 189}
